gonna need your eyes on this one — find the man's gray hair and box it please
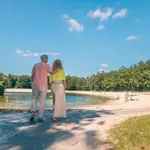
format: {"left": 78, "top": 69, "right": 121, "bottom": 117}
{"left": 40, "top": 54, "right": 48, "bottom": 62}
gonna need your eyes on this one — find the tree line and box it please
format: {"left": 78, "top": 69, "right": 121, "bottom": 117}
{"left": 65, "top": 60, "right": 150, "bottom": 91}
{"left": 0, "top": 60, "right": 150, "bottom": 95}
{"left": 0, "top": 74, "right": 31, "bottom": 95}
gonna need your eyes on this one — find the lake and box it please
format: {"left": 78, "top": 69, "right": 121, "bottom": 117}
{"left": 0, "top": 92, "right": 109, "bottom": 109}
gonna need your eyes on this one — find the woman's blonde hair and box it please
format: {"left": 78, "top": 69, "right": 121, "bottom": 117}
{"left": 52, "top": 59, "right": 63, "bottom": 71}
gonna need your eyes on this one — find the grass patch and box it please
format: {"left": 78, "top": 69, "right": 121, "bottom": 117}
{"left": 108, "top": 115, "right": 150, "bottom": 150}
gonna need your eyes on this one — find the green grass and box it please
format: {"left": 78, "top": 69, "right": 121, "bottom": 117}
{"left": 108, "top": 115, "right": 150, "bottom": 150}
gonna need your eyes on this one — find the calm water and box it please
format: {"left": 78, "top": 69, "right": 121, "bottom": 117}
{"left": 0, "top": 92, "right": 108, "bottom": 109}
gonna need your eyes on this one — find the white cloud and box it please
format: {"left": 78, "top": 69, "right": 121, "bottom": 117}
{"left": 67, "top": 18, "right": 84, "bottom": 32}
{"left": 125, "top": 35, "right": 138, "bottom": 41}
{"left": 16, "top": 49, "right": 23, "bottom": 54}
{"left": 99, "top": 64, "right": 109, "bottom": 72}
{"left": 63, "top": 14, "right": 84, "bottom": 32}
{"left": 50, "top": 52, "right": 60, "bottom": 56}
{"left": 33, "top": 53, "right": 39, "bottom": 57}
{"left": 112, "top": 9, "right": 128, "bottom": 19}
{"left": 99, "top": 68, "right": 108, "bottom": 72}
{"left": 100, "top": 64, "right": 108, "bottom": 68}
{"left": 22, "top": 53, "right": 32, "bottom": 57}
{"left": 15, "top": 49, "right": 60, "bottom": 57}
{"left": 88, "top": 7, "right": 113, "bottom": 21}
{"left": 97, "top": 25, "right": 105, "bottom": 30}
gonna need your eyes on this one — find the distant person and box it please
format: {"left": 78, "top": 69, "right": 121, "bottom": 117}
{"left": 49, "top": 59, "right": 66, "bottom": 122}
{"left": 30, "top": 54, "right": 58, "bottom": 122}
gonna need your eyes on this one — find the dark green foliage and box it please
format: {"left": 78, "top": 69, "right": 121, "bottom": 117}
{"left": 0, "top": 73, "right": 31, "bottom": 92}
{"left": 0, "top": 73, "right": 7, "bottom": 95}
{"left": 15, "top": 75, "right": 31, "bottom": 88}
{"left": 0, "top": 60, "right": 150, "bottom": 91}
{"left": 97, "top": 60, "right": 150, "bottom": 91}
{"left": 7, "top": 74, "right": 18, "bottom": 88}
{"left": 66, "top": 76, "right": 87, "bottom": 91}
{"left": 0, "top": 84, "right": 5, "bottom": 96}
{"left": 66, "top": 60, "right": 150, "bottom": 91}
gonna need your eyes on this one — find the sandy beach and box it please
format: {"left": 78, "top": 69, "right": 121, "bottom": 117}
{"left": 4, "top": 88, "right": 150, "bottom": 110}
{"left": 1, "top": 89, "right": 150, "bottom": 150}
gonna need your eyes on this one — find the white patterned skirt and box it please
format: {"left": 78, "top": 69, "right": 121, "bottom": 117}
{"left": 51, "top": 81, "right": 66, "bottom": 117}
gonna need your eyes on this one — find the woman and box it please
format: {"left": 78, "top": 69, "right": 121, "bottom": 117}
{"left": 49, "top": 59, "right": 66, "bottom": 122}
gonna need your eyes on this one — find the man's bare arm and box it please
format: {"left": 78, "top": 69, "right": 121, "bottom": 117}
{"left": 49, "top": 68, "right": 60, "bottom": 75}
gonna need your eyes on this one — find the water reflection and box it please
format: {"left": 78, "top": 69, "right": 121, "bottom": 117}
{"left": 0, "top": 92, "right": 109, "bottom": 109}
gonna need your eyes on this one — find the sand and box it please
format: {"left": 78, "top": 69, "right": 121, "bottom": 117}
{"left": 0, "top": 89, "right": 150, "bottom": 150}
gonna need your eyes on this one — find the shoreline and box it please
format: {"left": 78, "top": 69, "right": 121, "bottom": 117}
{"left": 5, "top": 88, "right": 150, "bottom": 100}
{"left": 4, "top": 88, "right": 118, "bottom": 100}
{"left": 4, "top": 88, "right": 137, "bottom": 98}
{"left": 3, "top": 88, "right": 150, "bottom": 111}
{"left": 5, "top": 88, "right": 150, "bottom": 94}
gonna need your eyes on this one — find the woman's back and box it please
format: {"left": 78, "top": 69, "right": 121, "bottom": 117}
{"left": 50, "top": 69, "right": 65, "bottom": 81}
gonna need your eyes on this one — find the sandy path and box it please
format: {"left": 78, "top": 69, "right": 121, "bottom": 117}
{"left": 0, "top": 108, "right": 150, "bottom": 150}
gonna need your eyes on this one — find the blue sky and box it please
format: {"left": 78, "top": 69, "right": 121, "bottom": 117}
{"left": 0, "top": 0, "right": 150, "bottom": 77}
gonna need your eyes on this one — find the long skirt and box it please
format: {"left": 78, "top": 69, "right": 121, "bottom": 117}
{"left": 51, "top": 81, "right": 66, "bottom": 117}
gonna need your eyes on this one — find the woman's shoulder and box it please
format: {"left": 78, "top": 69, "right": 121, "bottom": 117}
{"left": 59, "top": 69, "right": 65, "bottom": 73}
{"left": 59, "top": 68, "right": 64, "bottom": 71}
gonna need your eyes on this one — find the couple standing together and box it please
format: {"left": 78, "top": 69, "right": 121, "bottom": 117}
{"left": 30, "top": 54, "right": 66, "bottom": 122}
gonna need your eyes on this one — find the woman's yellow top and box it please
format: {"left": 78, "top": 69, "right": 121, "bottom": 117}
{"left": 50, "top": 69, "right": 65, "bottom": 82}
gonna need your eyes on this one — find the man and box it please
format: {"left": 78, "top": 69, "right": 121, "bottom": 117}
{"left": 30, "top": 54, "right": 57, "bottom": 122}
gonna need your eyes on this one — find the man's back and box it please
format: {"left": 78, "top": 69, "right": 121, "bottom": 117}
{"left": 32, "top": 62, "right": 52, "bottom": 87}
